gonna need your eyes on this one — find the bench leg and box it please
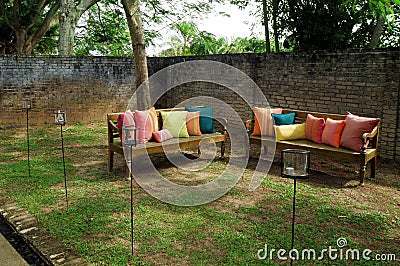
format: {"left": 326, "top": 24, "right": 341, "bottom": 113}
{"left": 108, "top": 150, "right": 114, "bottom": 172}
{"left": 359, "top": 165, "right": 366, "bottom": 186}
{"left": 370, "top": 157, "right": 377, "bottom": 180}
{"left": 220, "top": 141, "right": 226, "bottom": 159}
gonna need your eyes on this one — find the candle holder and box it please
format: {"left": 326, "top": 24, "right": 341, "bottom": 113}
{"left": 281, "top": 149, "right": 310, "bottom": 265}
{"left": 54, "top": 110, "right": 68, "bottom": 210}
{"left": 122, "top": 124, "right": 139, "bottom": 255}
{"left": 22, "top": 98, "right": 32, "bottom": 178}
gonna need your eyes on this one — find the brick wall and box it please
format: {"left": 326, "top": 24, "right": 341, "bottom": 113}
{"left": 0, "top": 49, "right": 399, "bottom": 159}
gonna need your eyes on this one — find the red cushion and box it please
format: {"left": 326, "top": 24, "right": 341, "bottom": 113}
{"left": 340, "top": 113, "right": 380, "bottom": 152}
{"left": 305, "top": 114, "right": 325, "bottom": 144}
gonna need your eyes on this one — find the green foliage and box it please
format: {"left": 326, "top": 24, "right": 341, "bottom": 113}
{"left": 0, "top": 0, "right": 59, "bottom": 54}
{"left": 74, "top": 1, "right": 132, "bottom": 56}
{"left": 159, "top": 21, "right": 268, "bottom": 56}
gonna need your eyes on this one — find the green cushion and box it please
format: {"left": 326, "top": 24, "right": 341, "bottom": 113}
{"left": 185, "top": 106, "right": 215, "bottom": 133}
{"left": 161, "top": 111, "right": 189, "bottom": 138}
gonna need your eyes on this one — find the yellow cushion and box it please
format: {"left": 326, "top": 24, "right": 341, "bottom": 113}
{"left": 274, "top": 123, "right": 306, "bottom": 141}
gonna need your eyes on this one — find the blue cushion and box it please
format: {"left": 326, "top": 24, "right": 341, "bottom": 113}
{"left": 272, "top": 113, "right": 295, "bottom": 125}
{"left": 185, "top": 106, "right": 215, "bottom": 133}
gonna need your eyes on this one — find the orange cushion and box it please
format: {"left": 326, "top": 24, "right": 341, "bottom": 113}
{"left": 322, "top": 118, "right": 346, "bottom": 148}
{"left": 340, "top": 113, "right": 380, "bottom": 152}
{"left": 305, "top": 114, "right": 325, "bottom": 144}
{"left": 134, "top": 107, "right": 159, "bottom": 143}
{"left": 252, "top": 107, "right": 282, "bottom": 136}
{"left": 186, "top": 111, "right": 202, "bottom": 136}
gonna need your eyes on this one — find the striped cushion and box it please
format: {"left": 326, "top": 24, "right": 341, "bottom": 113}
{"left": 252, "top": 107, "right": 282, "bottom": 136}
{"left": 186, "top": 111, "right": 202, "bottom": 136}
{"left": 134, "top": 107, "right": 159, "bottom": 143}
{"left": 152, "top": 129, "right": 173, "bottom": 143}
{"left": 305, "top": 114, "right": 325, "bottom": 144}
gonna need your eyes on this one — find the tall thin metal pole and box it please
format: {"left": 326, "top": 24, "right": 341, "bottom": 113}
{"left": 26, "top": 109, "right": 30, "bottom": 178}
{"left": 61, "top": 124, "right": 68, "bottom": 210}
{"left": 291, "top": 178, "right": 297, "bottom": 266}
{"left": 130, "top": 146, "right": 134, "bottom": 255}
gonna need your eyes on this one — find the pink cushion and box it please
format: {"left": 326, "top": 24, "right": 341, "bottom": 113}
{"left": 134, "top": 107, "right": 159, "bottom": 144}
{"left": 322, "top": 118, "right": 346, "bottom": 148}
{"left": 152, "top": 129, "right": 173, "bottom": 143}
{"left": 121, "top": 110, "right": 135, "bottom": 141}
{"left": 186, "top": 111, "right": 202, "bottom": 136}
{"left": 252, "top": 107, "right": 283, "bottom": 136}
{"left": 340, "top": 113, "right": 380, "bottom": 152}
{"left": 305, "top": 114, "right": 325, "bottom": 144}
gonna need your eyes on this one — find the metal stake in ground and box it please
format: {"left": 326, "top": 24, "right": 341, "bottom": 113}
{"left": 122, "top": 125, "right": 139, "bottom": 255}
{"left": 55, "top": 110, "right": 68, "bottom": 210}
{"left": 22, "top": 98, "right": 32, "bottom": 178}
{"left": 281, "top": 149, "right": 310, "bottom": 265}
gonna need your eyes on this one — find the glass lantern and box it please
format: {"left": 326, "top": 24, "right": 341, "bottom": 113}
{"left": 54, "top": 110, "right": 66, "bottom": 126}
{"left": 122, "top": 125, "right": 139, "bottom": 147}
{"left": 281, "top": 149, "right": 310, "bottom": 179}
{"left": 22, "top": 98, "right": 32, "bottom": 110}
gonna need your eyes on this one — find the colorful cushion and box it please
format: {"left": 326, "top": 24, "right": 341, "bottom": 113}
{"left": 161, "top": 111, "right": 190, "bottom": 138}
{"left": 186, "top": 111, "right": 202, "bottom": 136}
{"left": 152, "top": 129, "right": 173, "bottom": 143}
{"left": 272, "top": 113, "right": 295, "bottom": 126}
{"left": 305, "top": 114, "right": 325, "bottom": 144}
{"left": 274, "top": 123, "right": 306, "bottom": 141}
{"left": 340, "top": 113, "right": 380, "bottom": 152}
{"left": 252, "top": 107, "right": 283, "bottom": 136}
{"left": 322, "top": 118, "right": 346, "bottom": 148}
{"left": 185, "top": 106, "right": 215, "bottom": 133}
{"left": 119, "top": 110, "right": 135, "bottom": 141}
{"left": 134, "top": 107, "right": 159, "bottom": 144}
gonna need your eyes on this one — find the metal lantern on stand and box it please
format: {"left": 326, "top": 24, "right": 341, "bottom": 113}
{"left": 22, "top": 98, "right": 32, "bottom": 178}
{"left": 281, "top": 149, "right": 310, "bottom": 265}
{"left": 122, "top": 124, "right": 139, "bottom": 255}
{"left": 54, "top": 110, "right": 68, "bottom": 210}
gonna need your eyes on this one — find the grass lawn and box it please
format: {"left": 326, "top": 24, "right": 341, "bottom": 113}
{"left": 0, "top": 123, "right": 399, "bottom": 265}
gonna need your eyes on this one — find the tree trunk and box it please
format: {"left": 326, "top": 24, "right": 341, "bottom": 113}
{"left": 272, "top": 0, "right": 279, "bottom": 53}
{"left": 58, "top": 0, "right": 99, "bottom": 56}
{"left": 58, "top": 0, "right": 76, "bottom": 55}
{"left": 368, "top": 15, "right": 385, "bottom": 48}
{"left": 262, "top": 0, "right": 271, "bottom": 53}
{"left": 122, "top": 0, "right": 151, "bottom": 110}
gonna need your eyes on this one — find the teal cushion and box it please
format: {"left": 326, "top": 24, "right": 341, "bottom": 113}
{"left": 272, "top": 113, "right": 295, "bottom": 125}
{"left": 185, "top": 106, "right": 215, "bottom": 133}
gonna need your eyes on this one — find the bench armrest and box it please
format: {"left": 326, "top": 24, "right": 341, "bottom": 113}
{"left": 214, "top": 117, "right": 227, "bottom": 134}
{"left": 108, "top": 120, "right": 119, "bottom": 133}
{"left": 245, "top": 119, "right": 255, "bottom": 134}
{"left": 362, "top": 124, "right": 380, "bottom": 150}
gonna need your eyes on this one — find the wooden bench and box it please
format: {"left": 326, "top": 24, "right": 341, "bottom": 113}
{"left": 107, "top": 107, "right": 227, "bottom": 174}
{"left": 246, "top": 109, "right": 380, "bottom": 186}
